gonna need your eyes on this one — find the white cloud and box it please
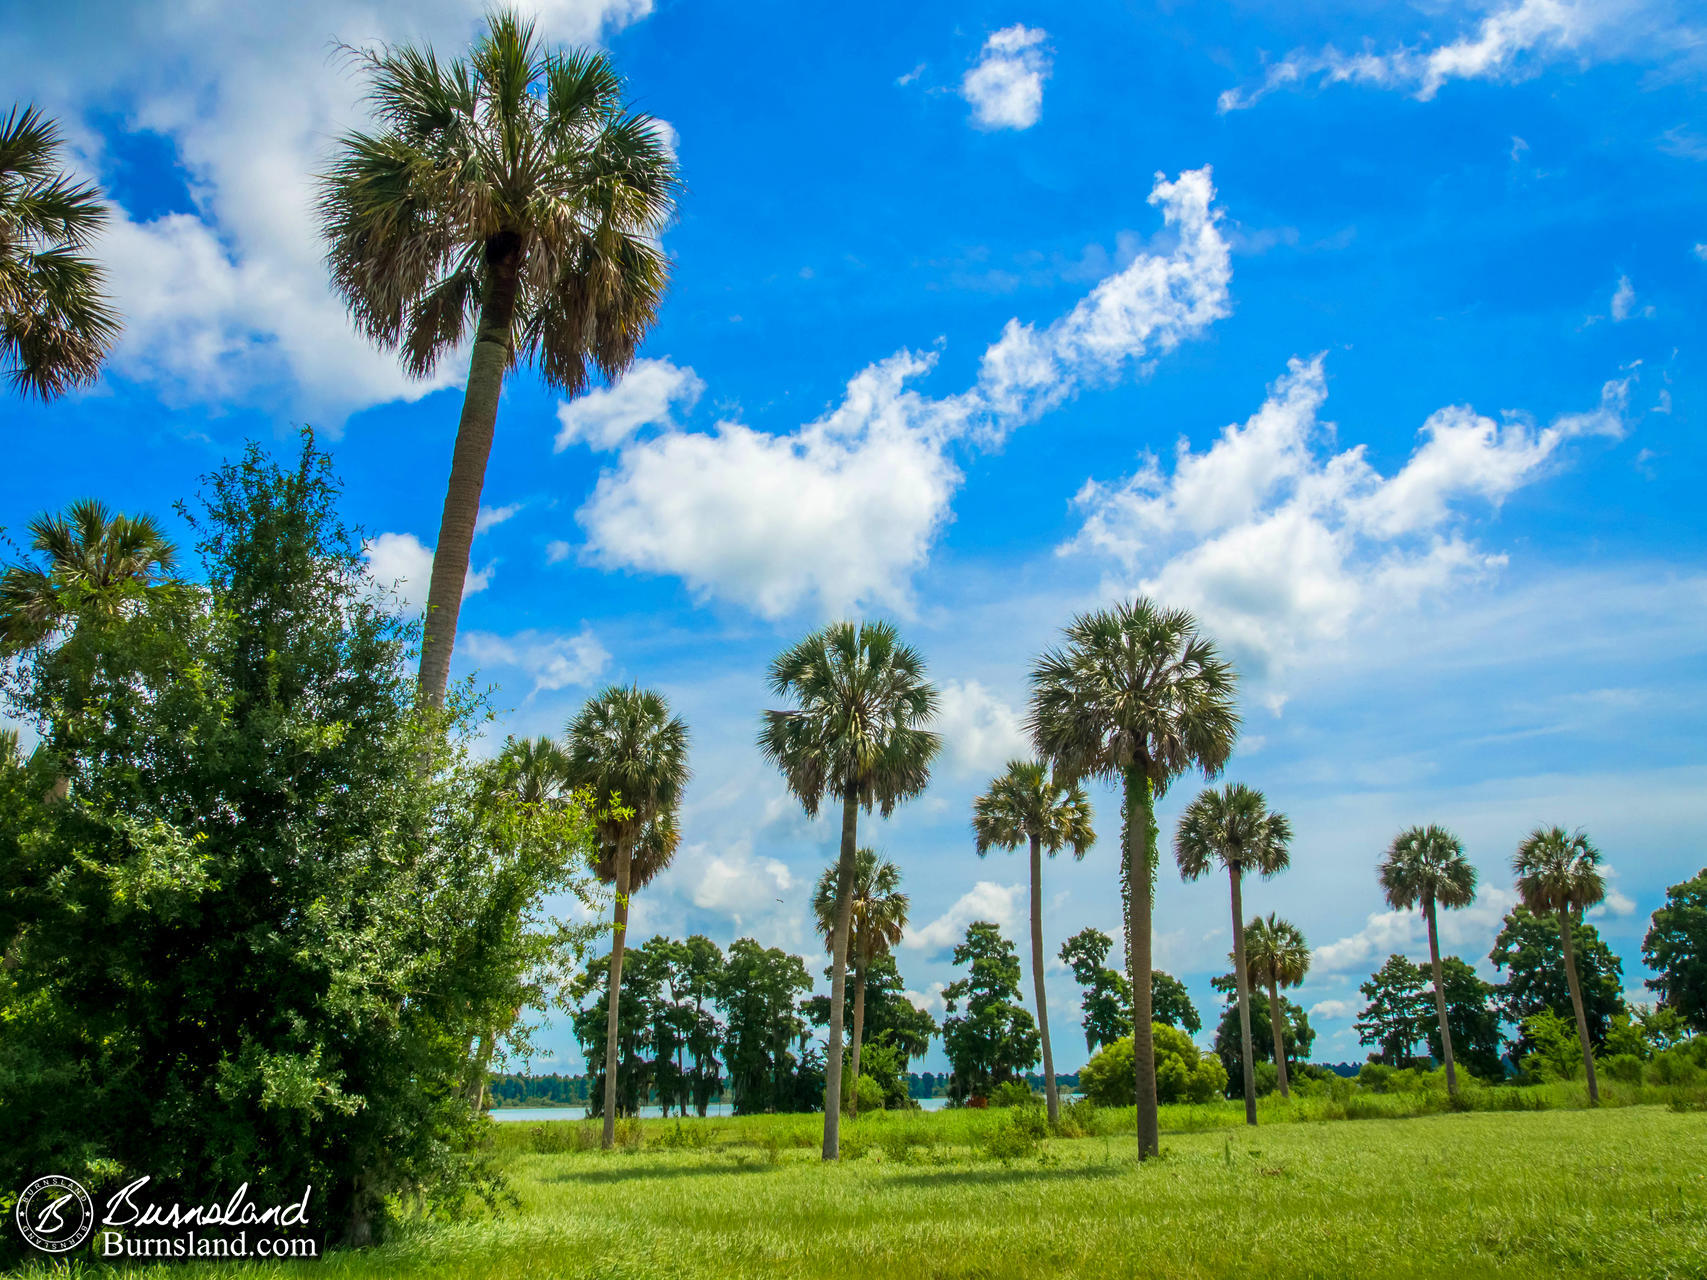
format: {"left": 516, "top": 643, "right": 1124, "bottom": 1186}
{"left": 1695, "top": 243, "right": 1707, "bottom": 262}
{"left": 1309, "top": 998, "right": 1358, "bottom": 1021}
{"left": 1587, "top": 887, "right": 1637, "bottom": 918}
{"left": 1312, "top": 886, "right": 1519, "bottom": 975}
{"left": 962, "top": 25, "right": 1052, "bottom": 131}
{"left": 936, "top": 679, "right": 1029, "bottom": 778}
{"left": 905, "top": 982, "right": 949, "bottom": 1014}
{"left": 364, "top": 531, "right": 493, "bottom": 612}
{"left": 545, "top": 540, "right": 573, "bottom": 565}
{"left": 1609, "top": 274, "right": 1654, "bottom": 321}
{"left": 1063, "top": 356, "right": 1628, "bottom": 693}
{"left": 459, "top": 625, "right": 610, "bottom": 694}
{"left": 554, "top": 357, "right": 705, "bottom": 451}
{"left": 476, "top": 502, "right": 524, "bottom": 535}
{"left": 572, "top": 168, "right": 1231, "bottom": 618}
{"left": 1217, "top": 0, "right": 1676, "bottom": 112}
{"left": 903, "top": 881, "right": 1025, "bottom": 953}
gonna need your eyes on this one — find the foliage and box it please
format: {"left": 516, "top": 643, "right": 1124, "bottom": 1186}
{"left": 806, "top": 952, "right": 938, "bottom": 1063}
{"left": 1424, "top": 958, "right": 1506, "bottom": 1080}
{"left": 1355, "top": 955, "right": 1432, "bottom": 1065}
{"left": 717, "top": 938, "right": 818, "bottom": 1115}
{"left": 1213, "top": 978, "right": 1313, "bottom": 1091}
{"left": 988, "top": 1079, "right": 1040, "bottom": 1108}
{"left": 1059, "top": 927, "right": 1199, "bottom": 1046}
{"left": 1520, "top": 1009, "right": 1584, "bottom": 1081}
{"left": 1643, "top": 866, "right": 1707, "bottom": 1033}
{"left": 941, "top": 921, "right": 1040, "bottom": 1101}
{"left": 1078, "top": 1025, "right": 1227, "bottom": 1106}
{"left": 1489, "top": 906, "right": 1624, "bottom": 1050}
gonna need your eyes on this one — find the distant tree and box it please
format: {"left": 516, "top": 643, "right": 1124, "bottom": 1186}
{"left": 1644, "top": 868, "right": 1707, "bottom": 1034}
{"left": 941, "top": 921, "right": 1040, "bottom": 1102}
{"left": 1490, "top": 906, "right": 1623, "bottom": 1057}
{"left": 1243, "top": 914, "right": 1310, "bottom": 1098}
{"left": 806, "top": 952, "right": 937, "bottom": 1065}
{"left": 972, "top": 758, "right": 1095, "bottom": 1123}
{"left": 1212, "top": 977, "right": 1313, "bottom": 1094}
{"left": 1425, "top": 957, "right": 1505, "bottom": 1081}
{"left": 1, "top": 104, "right": 121, "bottom": 399}
{"left": 1176, "top": 782, "right": 1293, "bottom": 1126}
{"left": 1058, "top": 927, "right": 1199, "bottom": 1050}
{"left": 810, "top": 846, "right": 908, "bottom": 1114}
{"left": 1028, "top": 598, "right": 1238, "bottom": 1158}
{"left": 678, "top": 935, "right": 725, "bottom": 1115}
{"left": 1355, "top": 954, "right": 1431, "bottom": 1066}
{"left": 1513, "top": 827, "right": 1610, "bottom": 1103}
{"left": 717, "top": 938, "right": 814, "bottom": 1115}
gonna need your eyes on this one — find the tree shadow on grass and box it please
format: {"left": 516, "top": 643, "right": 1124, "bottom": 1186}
{"left": 881, "top": 1162, "right": 1134, "bottom": 1190}
{"left": 542, "top": 1159, "right": 781, "bottom": 1185}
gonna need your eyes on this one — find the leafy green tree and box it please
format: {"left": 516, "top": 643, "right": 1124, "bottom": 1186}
{"left": 1078, "top": 1025, "right": 1227, "bottom": 1106}
{"left": 1355, "top": 954, "right": 1431, "bottom": 1066}
{"left": 1028, "top": 598, "right": 1238, "bottom": 1158}
{"left": 810, "top": 846, "right": 908, "bottom": 1114}
{"left": 566, "top": 684, "right": 689, "bottom": 1147}
{"left": 972, "top": 759, "right": 1095, "bottom": 1123}
{"left": 1512, "top": 827, "right": 1610, "bottom": 1103}
{"left": 1, "top": 104, "right": 120, "bottom": 399}
{"left": 567, "top": 940, "right": 662, "bottom": 1117}
{"left": 1176, "top": 782, "right": 1292, "bottom": 1126}
{"left": 759, "top": 619, "right": 939, "bottom": 1158}
{"left": 319, "top": 12, "right": 677, "bottom": 707}
{"left": 717, "top": 938, "right": 815, "bottom": 1115}
{"left": 1058, "top": 927, "right": 1198, "bottom": 1049}
{"left": 1243, "top": 914, "right": 1310, "bottom": 1098}
{"left": 941, "top": 921, "right": 1040, "bottom": 1102}
{"left": 1490, "top": 905, "right": 1623, "bottom": 1058}
{"left": 678, "top": 935, "right": 726, "bottom": 1114}
{"left": 805, "top": 951, "right": 937, "bottom": 1065}
{"left": 1643, "top": 867, "right": 1707, "bottom": 1033}
{"left": 1426, "top": 957, "right": 1505, "bottom": 1080}
{"left": 1212, "top": 977, "right": 1314, "bottom": 1093}
{"left": 1378, "top": 824, "right": 1478, "bottom": 1096}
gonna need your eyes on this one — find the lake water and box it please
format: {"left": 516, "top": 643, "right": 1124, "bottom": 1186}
{"left": 488, "top": 1095, "right": 1080, "bottom": 1122}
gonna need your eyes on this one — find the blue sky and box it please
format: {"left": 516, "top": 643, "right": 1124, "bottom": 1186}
{"left": 4, "top": 0, "right": 1704, "bottom": 1074}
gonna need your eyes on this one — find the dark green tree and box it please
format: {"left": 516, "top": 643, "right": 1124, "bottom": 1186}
{"left": 678, "top": 935, "right": 726, "bottom": 1115}
{"left": 805, "top": 952, "right": 937, "bottom": 1064}
{"left": 1426, "top": 957, "right": 1505, "bottom": 1080}
{"left": 1354, "top": 955, "right": 1431, "bottom": 1066}
{"left": 1513, "top": 826, "right": 1609, "bottom": 1103}
{"left": 1489, "top": 906, "right": 1623, "bottom": 1055}
{"left": 1212, "top": 975, "right": 1313, "bottom": 1094}
{"left": 940, "top": 921, "right": 1040, "bottom": 1102}
{"left": 1644, "top": 868, "right": 1707, "bottom": 1033}
{"left": 1059, "top": 927, "right": 1198, "bottom": 1051}
{"left": 717, "top": 938, "right": 814, "bottom": 1115}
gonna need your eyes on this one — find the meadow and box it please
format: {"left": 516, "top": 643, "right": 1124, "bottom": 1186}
{"left": 22, "top": 1089, "right": 1707, "bottom": 1280}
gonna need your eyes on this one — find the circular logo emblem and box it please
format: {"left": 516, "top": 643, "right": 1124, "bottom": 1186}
{"left": 15, "top": 1175, "right": 95, "bottom": 1253}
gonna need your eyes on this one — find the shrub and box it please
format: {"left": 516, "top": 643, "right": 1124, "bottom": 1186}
{"left": 1357, "top": 1063, "right": 1395, "bottom": 1092}
{"left": 1253, "top": 1061, "right": 1279, "bottom": 1098}
{"left": 983, "top": 1106, "right": 1047, "bottom": 1162}
{"left": 1079, "top": 1024, "right": 1224, "bottom": 1106}
{"left": 1648, "top": 1047, "right": 1703, "bottom": 1087}
{"left": 989, "top": 1079, "right": 1039, "bottom": 1108}
{"left": 848, "top": 1074, "right": 886, "bottom": 1113}
{"left": 1602, "top": 1054, "right": 1645, "bottom": 1085}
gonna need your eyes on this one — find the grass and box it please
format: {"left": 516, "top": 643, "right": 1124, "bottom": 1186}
{"left": 20, "top": 1095, "right": 1707, "bottom": 1279}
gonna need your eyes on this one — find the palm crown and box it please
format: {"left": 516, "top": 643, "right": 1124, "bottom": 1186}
{"left": 972, "top": 759, "right": 1095, "bottom": 860}
{"left": 811, "top": 847, "right": 909, "bottom": 967}
{"left": 1379, "top": 824, "right": 1476, "bottom": 912}
{"left": 1, "top": 105, "right": 121, "bottom": 399}
{"left": 1512, "top": 826, "right": 1606, "bottom": 917}
{"left": 490, "top": 734, "right": 572, "bottom": 807}
{"left": 1175, "top": 783, "right": 1292, "bottom": 882}
{"left": 758, "top": 620, "right": 940, "bottom": 816}
{"left": 566, "top": 684, "right": 690, "bottom": 888}
{"left": 1244, "top": 913, "right": 1310, "bottom": 990}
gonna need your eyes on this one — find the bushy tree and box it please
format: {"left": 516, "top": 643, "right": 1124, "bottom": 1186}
{"left": 1490, "top": 906, "right": 1623, "bottom": 1053}
{"left": 1078, "top": 1025, "right": 1227, "bottom": 1107}
{"left": 941, "top": 921, "right": 1040, "bottom": 1102}
{"left": 805, "top": 952, "right": 937, "bottom": 1065}
{"left": 1058, "top": 927, "right": 1198, "bottom": 1050}
{"left": 1355, "top": 955, "right": 1432, "bottom": 1066}
{"left": 1644, "top": 868, "right": 1707, "bottom": 1033}
{"left": 1213, "top": 980, "right": 1313, "bottom": 1094}
{"left": 717, "top": 938, "right": 815, "bottom": 1115}
{"left": 1424, "top": 958, "right": 1505, "bottom": 1081}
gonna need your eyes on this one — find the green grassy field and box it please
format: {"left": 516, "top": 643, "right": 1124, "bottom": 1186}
{"left": 20, "top": 1097, "right": 1707, "bottom": 1280}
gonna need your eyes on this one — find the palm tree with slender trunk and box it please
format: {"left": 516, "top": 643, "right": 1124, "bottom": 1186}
{"left": 2, "top": 104, "right": 121, "bottom": 399}
{"left": 565, "top": 685, "right": 689, "bottom": 1148}
{"left": 1243, "top": 913, "right": 1309, "bottom": 1099}
{"left": 319, "top": 11, "right": 677, "bottom": 708}
{"left": 1379, "top": 824, "right": 1477, "bottom": 1095}
{"left": 1028, "top": 598, "right": 1238, "bottom": 1159}
{"left": 971, "top": 759, "right": 1094, "bottom": 1126}
{"left": 760, "top": 620, "right": 939, "bottom": 1160}
{"left": 810, "top": 847, "right": 908, "bottom": 1115}
{"left": 1513, "top": 826, "right": 1607, "bottom": 1104}
{"left": 1176, "top": 783, "right": 1290, "bottom": 1126}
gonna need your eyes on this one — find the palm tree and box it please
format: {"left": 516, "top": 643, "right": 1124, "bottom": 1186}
{"left": 565, "top": 685, "right": 689, "bottom": 1148}
{"left": 1028, "top": 598, "right": 1238, "bottom": 1159}
{"left": 1243, "top": 913, "right": 1310, "bottom": 1099}
{"left": 1176, "top": 783, "right": 1290, "bottom": 1126}
{"left": 810, "top": 847, "right": 908, "bottom": 1115}
{"left": 971, "top": 759, "right": 1095, "bottom": 1126}
{"left": 1513, "top": 826, "right": 1607, "bottom": 1104}
{"left": 1378, "top": 824, "right": 1477, "bottom": 1095}
{"left": 319, "top": 11, "right": 678, "bottom": 708}
{"left": 759, "top": 620, "right": 939, "bottom": 1159}
{"left": 2, "top": 105, "right": 120, "bottom": 399}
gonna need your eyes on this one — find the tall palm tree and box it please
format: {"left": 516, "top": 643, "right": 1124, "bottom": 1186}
{"left": 759, "top": 620, "right": 939, "bottom": 1160}
{"left": 971, "top": 758, "right": 1095, "bottom": 1126}
{"left": 1, "top": 104, "right": 120, "bottom": 400}
{"left": 1028, "top": 599, "right": 1238, "bottom": 1159}
{"left": 565, "top": 684, "right": 689, "bottom": 1148}
{"left": 319, "top": 11, "right": 678, "bottom": 708}
{"left": 810, "top": 847, "right": 908, "bottom": 1115}
{"left": 1176, "top": 782, "right": 1291, "bottom": 1126}
{"left": 1243, "top": 913, "right": 1310, "bottom": 1099}
{"left": 1378, "top": 824, "right": 1477, "bottom": 1095}
{"left": 1513, "top": 826, "right": 1607, "bottom": 1104}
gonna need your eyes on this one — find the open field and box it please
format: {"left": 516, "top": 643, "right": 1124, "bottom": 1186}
{"left": 21, "top": 1094, "right": 1707, "bottom": 1280}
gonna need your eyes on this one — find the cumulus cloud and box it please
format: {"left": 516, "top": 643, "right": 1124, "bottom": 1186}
{"left": 1217, "top": 0, "right": 1680, "bottom": 112}
{"left": 1309, "top": 998, "right": 1359, "bottom": 1021}
{"left": 936, "top": 680, "right": 1030, "bottom": 778}
{"left": 1313, "top": 886, "right": 1519, "bottom": 975}
{"left": 554, "top": 357, "right": 705, "bottom": 450}
{"left": 458, "top": 625, "right": 610, "bottom": 694}
{"left": 476, "top": 502, "right": 524, "bottom": 534}
{"left": 962, "top": 25, "right": 1052, "bottom": 131}
{"left": 568, "top": 169, "right": 1231, "bottom": 618}
{"left": 903, "top": 881, "right": 1025, "bottom": 953}
{"left": 1063, "top": 356, "right": 1628, "bottom": 694}
{"left": 364, "top": 531, "right": 494, "bottom": 612}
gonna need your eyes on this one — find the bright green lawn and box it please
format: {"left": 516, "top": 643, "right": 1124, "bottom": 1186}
{"left": 32, "top": 1102, "right": 1707, "bottom": 1280}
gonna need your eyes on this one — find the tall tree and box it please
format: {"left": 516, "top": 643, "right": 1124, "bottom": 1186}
{"left": 717, "top": 938, "right": 814, "bottom": 1115}
{"left": 1426, "top": 957, "right": 1505, "bottom": 1081}
{"left": 565, "top": 684, "right": 689, "bottom": 1147}
{"left": 1243, "top": 914, "right": 1310, "bottom": 1098}
{"left": 971, "top": 759, "right": 1094, "bottom": 1124}
{"left": 1377, "top": 824, "right": 1477, "bottom": 1096}
{"left": 1, "top": 105, "right": 120, "bottom": 399}
{"left": 941, "top": 921, "right": 1040, "bottom": 1102}
{"left": 1059, "top": 928, "right": 1199, "bottom": 1048}
{"left": 1175, "top": 782, "right": 1291, "bottom": 1126}
{"left": 1028, "top": 598, "right": 1238, "bottom": 1158}
{"left": 1489, "top": 906, "right": 1623, "bottom": 1052}
{"left": 1210, "top": 974, "right": 1313, "bottom": 1093}
{"left": 319, "top": 12, "right": 677, "bottom": 707}
{"left": 1644, "top": 868, "right": 1707, "bottom": 1034}
{"left": 759, "top": 620, "right": 938, "bottom": 1159}
{"left": 810, "top": 846, "right": 908, "bottom": 1115}
{"left": 1513, "top": 826, "right": 1608, "bottom": 1104}
{"left": 1354, "top": 955, "right": 1432, "bottom": 1066}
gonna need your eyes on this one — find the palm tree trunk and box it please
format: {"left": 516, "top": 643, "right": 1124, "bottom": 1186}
{"left": 1424, "top": 897, "right": 1459, "bottom": 1096}
{"left": 415, "top": 242, "right": 522, "bottom": 710}
{"left": 601, "top": 839, "right": 633, "bottom": 1149}
{"left": 821, "top": 783, "right": 860, "bottom": 1159}
{"left": 1558, "top": 909, "right": 1600, "bottom": 1105}
{"left": 1029, "top": 833, "right": 1060, "bottom": 1126}
{"left": 849, "top": 964, "right": 868, "bottom": 1116}
{"left": 1266, "top": 976, "right": 1291, "bottom": 1099}
{"left": 1126, "top": 763, "right": 1160, "bottom": 1160}
{"left": 1229, "top": 867, "right": 1257, "bottom": 1126}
